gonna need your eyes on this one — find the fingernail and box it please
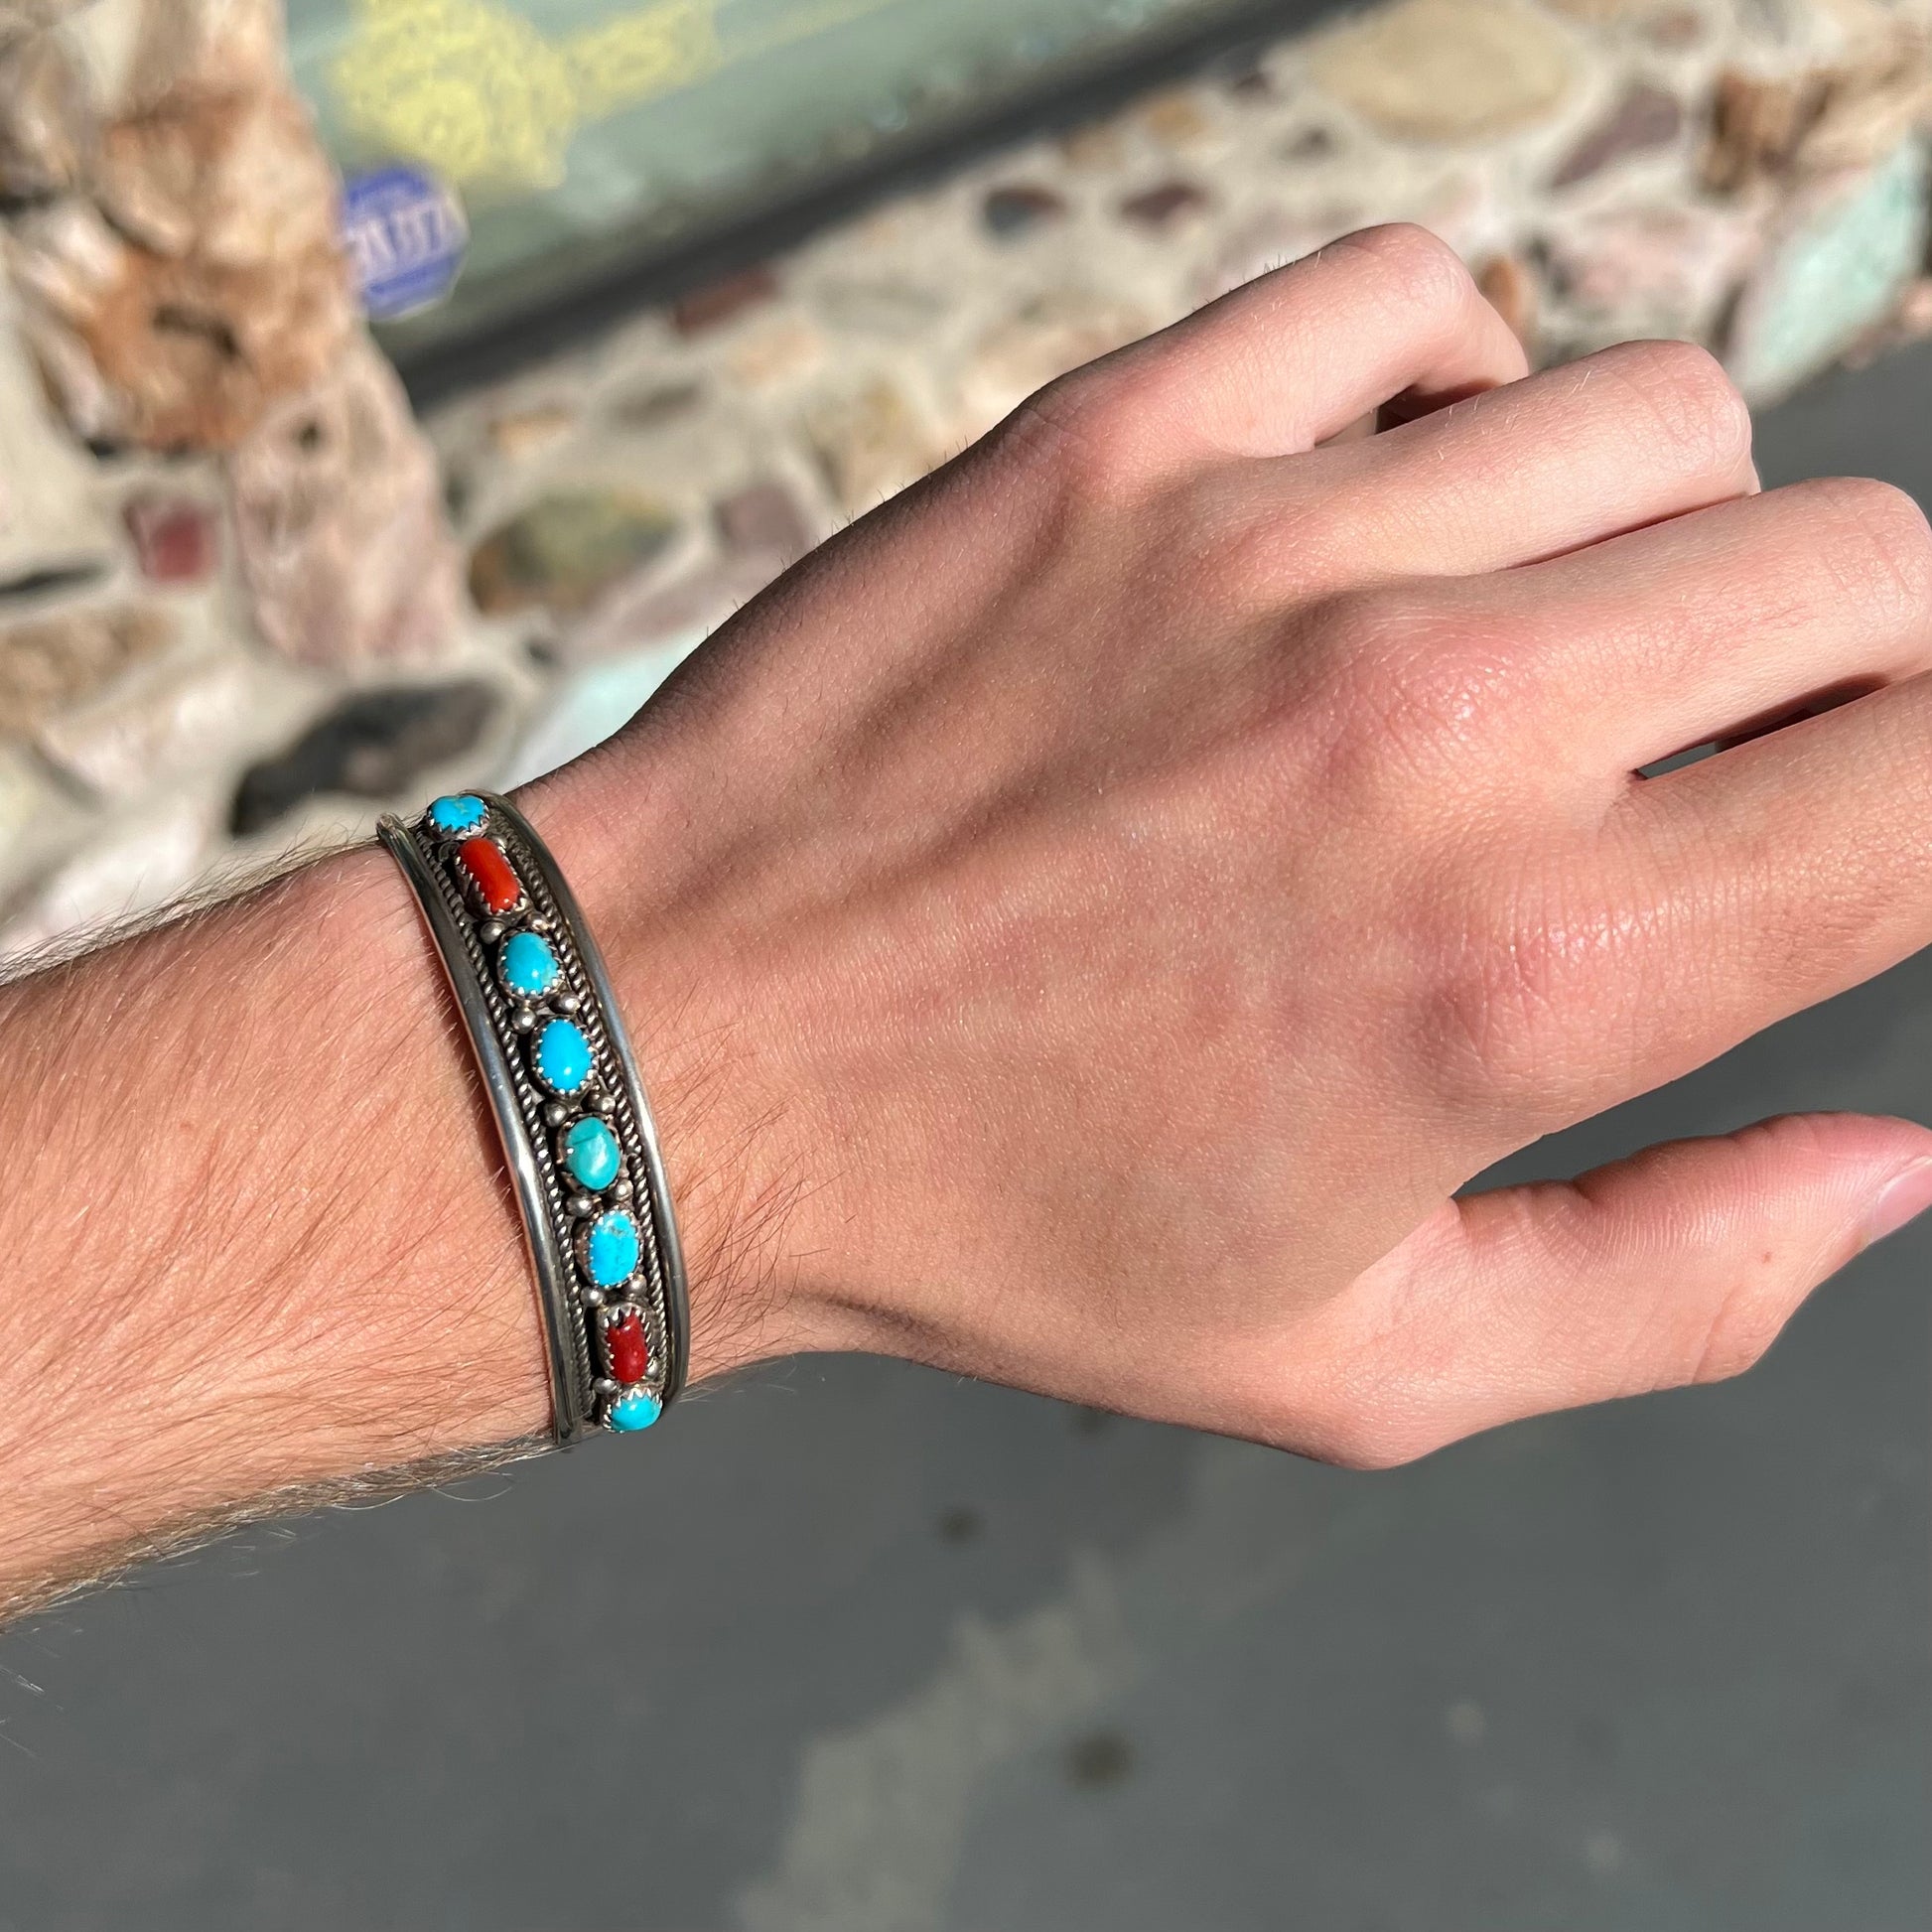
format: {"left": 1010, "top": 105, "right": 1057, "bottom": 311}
{"left": 1863, "top": 1159, "right": 1932, "bottom": 1245}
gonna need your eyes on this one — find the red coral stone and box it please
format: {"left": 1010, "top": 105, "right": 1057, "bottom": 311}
{"left": 456, "top": 837, "right": 522, "bottom": 915}
{"left": 605, "top": 1307, "right": 650, "bottom": 1385}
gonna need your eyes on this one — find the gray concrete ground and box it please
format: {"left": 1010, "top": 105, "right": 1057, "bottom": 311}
{"left": 0, "top": 345, "right": 1928, "bottom": 1931}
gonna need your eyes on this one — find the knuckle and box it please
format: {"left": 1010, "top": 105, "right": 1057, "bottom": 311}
{"left": 1330, "top": 222, "right": 1475, "bottom": 316}
{"left": 1597, "top": 339, "right": 1753, "bottom": 479}
{"left": 1321, "top": 587, "right": 1520, "bottom": 776}
{"left": 1800, "top": 476, "right": 1932, "bottom": 619}
{"left": 1417, "top": 862, "right": 1614, "bottom": 1117}
{"left": 995, "top": 362, "right": 1155, "bottom": 500}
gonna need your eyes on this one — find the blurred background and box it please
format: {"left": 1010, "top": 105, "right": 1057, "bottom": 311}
{"left": 0, "top": 1, "right": 1925, "bottom": 1925}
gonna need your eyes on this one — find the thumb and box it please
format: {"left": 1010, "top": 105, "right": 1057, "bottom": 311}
{"left": 1298, "top": 1112, "right": 1932, "bottom": 1467}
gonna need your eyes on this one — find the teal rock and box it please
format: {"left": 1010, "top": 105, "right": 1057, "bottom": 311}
{"left": 534, "top": 1018, "right": 593, "bottom": 1095}
{"left": 428, "top": 792, "right": 487, "bottom": 835}
{"left": 563, "top": 1115, "right": 621, "bottom": 1191}
{"left": 609, "top": 1388, "right": 662, "bottom": 1432}
{"left": 499, "top": 929, "right": 561, "bottom": 1000}
{"left": 586, "top": 1208, "right": 641, "bottom": 1288}
{"left": 1729, "top": 141, "right": 1928, "bottom": 402}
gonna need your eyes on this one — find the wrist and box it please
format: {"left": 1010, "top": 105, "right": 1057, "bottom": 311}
{"left": 522, "top": 751, "right": 881, "bottom": 1384}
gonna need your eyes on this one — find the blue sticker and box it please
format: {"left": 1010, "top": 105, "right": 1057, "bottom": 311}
{"left": 342, "top": 165, "right": 469, "bottom": 322}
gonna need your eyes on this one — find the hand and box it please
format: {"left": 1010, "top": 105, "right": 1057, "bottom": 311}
{"left": 537, "top": 224, "right": 1932, "bottom": 1466}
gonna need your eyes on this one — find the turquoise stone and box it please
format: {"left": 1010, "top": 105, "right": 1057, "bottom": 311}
{"left": 563, "top": 1115, "right": 621, "bottom": 1191}
{"left": 534, "top": 1019, "right": 593, "bottom": 1095}
{"left": 427, "top": 793, "right": 487, "bottom": 835}
{"left": 586, "top": 1208, "right": 641, "bottom": 1287}
{"left": 609, "top": 1389, "right": 661, "bottom": 1433}
{"left": 500, "top": 929, "right": 561, "bottom": 1000}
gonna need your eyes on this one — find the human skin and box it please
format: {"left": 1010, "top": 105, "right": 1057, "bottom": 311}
{"left": 6, "top": 225, "right": 1932, "bottom": 1618}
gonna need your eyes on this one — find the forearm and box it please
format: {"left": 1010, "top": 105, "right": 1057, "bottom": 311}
{"left": 0, "top": 788, "right": 817, "bottom": 1617}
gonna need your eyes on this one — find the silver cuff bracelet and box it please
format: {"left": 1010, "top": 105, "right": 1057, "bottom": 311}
{"left": 378, "top": 790, "right": 690, "bottom": 1444}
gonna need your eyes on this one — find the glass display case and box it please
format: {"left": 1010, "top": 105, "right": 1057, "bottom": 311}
{"left": 286, "top": 0, "right": 1311, "bottom": 354}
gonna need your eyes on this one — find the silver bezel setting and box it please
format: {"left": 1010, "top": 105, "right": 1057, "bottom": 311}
{"left": 377, "top": 792, "right": 689, "bottom": 1439}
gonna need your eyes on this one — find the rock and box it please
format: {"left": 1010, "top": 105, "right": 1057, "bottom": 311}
{"left": 1309, "top": 0, "right": 1577, "bottom": 145}
{"left": 1139, "top": 89, "right": 1216, "bottom": 151}
{"left": 122, "top": 491, "right": 216, "bottom": 584}
{"left": 803, "top": 379, "right": 941, "bottom": 515}
{"left": 1539, "top": 200, "right": 1761, "bottom": 337}
{"left": 1280, "top": 125, "right": 1339, "bottom": 163}
{"left": 1475, "top": 252, "right": 1539, "bottom": 350}
{"left": 7, "top": 0, "right": 353, "bottom": 452}
{"left": 0, "top": 601, "right": 173, "bottom": 726}
{"left": 715, "top": 479, "right": 815, "bottom": 565}
{"left": 571, "top": 549, "right": 794, "bottom": 663}
{"left": 1702, "top": 68, "right": 1823, "bottom": 194}
{"left": 1058, "top": 122, "right": 1126, "bottom": 173}
{"left": 468, "top": 486, "right": 680, "bottom": 621}
{"left": 229, "top": 680, "right": 498, "bottom": 837}
{"left": 671, "top": 264, "right": 779, "bottom": 336}
{"left": 726, "top": 314, "right": 825, "bottom": 389}
{"left": 37, "top": 649, "right": 252, "bottom": 795}
{"left": 1800, "top": 46, "right": 1932, "bottom": 181}
{"left": 610, "top": 379, "right": 704, "bottom": 431}
{"left": 109, "top": 0, "right": 285, "bottom": 116}
{"left": 1550, "top": 82, "right": 1683, "bottom": 189}
{"left": 1727, "top": 141, "right": 1929, "bottom": 403}
{"left": 0, "top": 26, "right": 90, "bottom": 201}
{"left": 955, "top": 291, "right": 1154, "bottom": 439}
{"left": 487, "top": 402, "right": 576, "bottom": 460}
{"left": 982, "top": 184, "right": 1065, "bottom": 238}
{"left": 230, "top": 340, "right": 463, "bottom": 666}
{"left": 1120, "top": 180, "right": 1209, "bottom": 229}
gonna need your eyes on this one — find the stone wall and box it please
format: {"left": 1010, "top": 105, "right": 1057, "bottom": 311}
{"left": 0, "top": 0, "right": 1928, "bottom": 961}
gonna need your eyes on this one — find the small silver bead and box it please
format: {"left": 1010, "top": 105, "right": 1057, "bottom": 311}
{"left": 511, "top": 1009, "right": 536, "bottom": 1034}
{"left": 556, "top": 993, "right": 582, "bottom": 1015}
{"left": 569, "top": 1193, "right": 595, "bottom": 1218}
{"left": 594, "top": 1376, "right": 619, "bottom": 1397}
{"left": 479, "top": 920, "right": 503, "bottom": 945}
{"left": 613, "top": 1175, "right": 633, "bottom": 1201}
{"left": 529, "top": 914, "right": 553, "bottom": 932}
{"left": 544, "top": 1102, "right": 569, "bottom": 1128}
{"left": 581, "top": 1286, "right": 605, "bottom": 1309}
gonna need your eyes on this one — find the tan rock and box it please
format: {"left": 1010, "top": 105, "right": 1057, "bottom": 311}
{"left": 1309, "top": 0, "right": 1578, "bottom": 145}
{"left": 0, "top": 26, "right": 89, "bottom": 200}
{"left": 112, "top": 0, "right": 284, "bottom": 116}
{"left": 955, "top": 291, "right": 1155, "bottom": 442}
{"left": 1702, "top": 68, "right": 1826, "bottom": 194}
{"left": 727, "top": 314, "right": 827, "bottom": 390}
{"left": 6, "top": 0, "right": 352, "bottom": 451}
{"left": 803, "top": 379, "right": 943, "bottom": 515}
{"left": 1476, "top": 252, "right": 1539, "bottom": 352}
{"left": 229, "top": 341, "right": 463, "bottom": 667}
{"left": 1139, "top": 88, "right": 1216, "bottom": 151}
{"left": 0, "top": 600, "right": 174, "bottom": 727}
{"left": 486, "top": 402, "right": 577, "bottom": 460}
